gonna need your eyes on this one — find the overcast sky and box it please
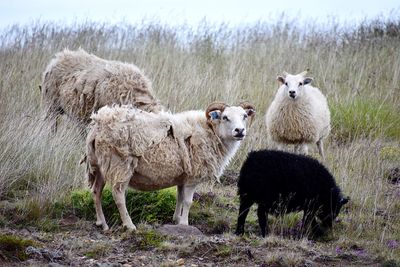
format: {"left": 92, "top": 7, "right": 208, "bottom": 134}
{"left": 0, "top": 0, "right": 399, "bottom": 29}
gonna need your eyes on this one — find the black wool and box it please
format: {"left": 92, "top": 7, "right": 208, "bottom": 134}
{"left": 235, "top": 150, "right": 349, "bottom": 238}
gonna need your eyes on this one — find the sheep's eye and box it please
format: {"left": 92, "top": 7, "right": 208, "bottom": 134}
{"left": 243, "top": 114, "right": 248, "bottom": 119}
{"left": 222, "top": 115, "right": 229, "bottom": 121}
{"left": 299, "top": 82, "right": 303, "bottom": 86}
{"left": 285, "top": 82, "right": 288, "bottom": 86}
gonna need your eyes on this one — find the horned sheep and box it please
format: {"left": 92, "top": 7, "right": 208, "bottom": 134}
{"left": 235, "top": 149, "right": 349, "bottom": 238}
{"left": 41, "top": 49, "right": 162, "bottom": 128}
{"left": 265, "top": 71, "right": 330, "bottom": 159}
{"left": 85, "top": 102, "right": 255, "bottom": 231}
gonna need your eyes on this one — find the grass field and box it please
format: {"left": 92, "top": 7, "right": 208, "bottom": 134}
{"left": 0, "top": 17, "right": 399, "bottom": 266}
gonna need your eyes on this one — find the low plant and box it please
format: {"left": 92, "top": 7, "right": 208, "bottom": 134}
{"left": 71, "top": 187, "right": 176, "bottom": 225}
{"left": 0, "top": 234, "right": 38, "bottom": 261}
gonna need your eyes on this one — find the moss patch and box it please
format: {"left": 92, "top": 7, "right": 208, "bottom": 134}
{"left": 129, "top": 228, "right": 166, "bottom": 251}
{"left": 0, "top": 234, "right": 37, "bottom": 261}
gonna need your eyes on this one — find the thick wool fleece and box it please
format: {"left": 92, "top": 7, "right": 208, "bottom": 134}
{"left": 41, "top": 49, "right": 162, "bottom": 123}
{"left": 86, "top": 106, "right": 237, "bottom": 191}
{"left": 265, "top": 84, "right": 330, "bottom": 144}
{"left": 236, "top": 150, "right": 346, "bottom": 237}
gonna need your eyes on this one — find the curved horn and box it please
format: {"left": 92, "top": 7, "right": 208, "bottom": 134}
{"left": 239, "top": 101, "right": 255, "bottom": 112}
{"left": 205, "top": 101, "right": 227, "bottom": 121}
{"left": 239, "top": 101, "right": 256, "bottom": 126}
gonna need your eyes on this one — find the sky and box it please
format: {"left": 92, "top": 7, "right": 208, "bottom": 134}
{"left": 0, "top": 0, "right": 399, "bottom": 30}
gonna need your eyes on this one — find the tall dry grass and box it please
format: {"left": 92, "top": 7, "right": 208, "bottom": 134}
{"left": 0, "top": 16, "right": 399, "bottom": 260}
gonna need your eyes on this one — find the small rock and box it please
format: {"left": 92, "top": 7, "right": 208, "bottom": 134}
{"left": 27, "top": 226, "right": 36, "bottom": 232}
{"left": 176, "top": 258, "right": 185, "bottom": 266}
{"left": 122, "top": 264, "right": 132, "bottom": 267}
{"left": 158, "top": 224, "right": 203, "bottom": 237}
{"left": 19, "top": 228, "right": 31, "bottom": 236}
{"left": 25, "top": 246, "right": 63, "bottom": 261}
{"left": 138, "top": 256, "right": 147, "bottom": 261}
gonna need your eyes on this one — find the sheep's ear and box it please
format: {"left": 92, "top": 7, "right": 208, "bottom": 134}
{"left": 246, "top": 108, "right": 255, "bottom": 117}
{"left": 303, "top": 77, "right": 313, "bottom": 85}
{"left": 339, "top": 196, "right": 350, "bottom": 206}
{"left": 277, "top": 76, "right": 285, "bottom": 85}
{"left": 208, "top": 110, "right": 221, "bottom": 120}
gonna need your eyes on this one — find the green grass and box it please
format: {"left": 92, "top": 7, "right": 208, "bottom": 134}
{"left": 84, "top": 243, "right": 112, "bottom": 259}
{"left": 129, "top": 226, "right": 166, "bottom": 251}
{"left": 331, "top": 98, "right": 400, "bottom": 141}
{"left": 71, "top": 187, "right": 176, "bottom": 225}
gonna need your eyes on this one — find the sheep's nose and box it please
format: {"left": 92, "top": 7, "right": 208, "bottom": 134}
{"left": 234, "top": 128, "right": 244, "bottom": 135}
{"left": 289, "top": 91, "right": 296, "bottom": 98}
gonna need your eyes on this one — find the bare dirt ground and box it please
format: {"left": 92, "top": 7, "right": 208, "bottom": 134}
{"left": 0, "top": 217, "right": 382, "bottom": 267}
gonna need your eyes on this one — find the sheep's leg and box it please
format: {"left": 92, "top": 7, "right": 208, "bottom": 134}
{"left": 235, "top": 196, "right": 254, "bottom": 236}
{"left": 112, "top": 182, "right": 136, "bottom": 231}
{"left": 92, "top": 172, "right": 109, "bottom": 231}
{"left": 178, "top": 184, "right": 196, "bottom": 225}
{"left": 257, "top": 204, "right": 268, "bottom": 237}
{"left": 316, "top": 140, "right": 325, "bottom": 160}
{"left": 173, "top": 185, "right": 184, "bottom": 223}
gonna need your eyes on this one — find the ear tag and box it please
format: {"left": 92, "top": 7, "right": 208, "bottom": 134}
{"left": 211, "top": 111, "right": 219, "bottom": 120}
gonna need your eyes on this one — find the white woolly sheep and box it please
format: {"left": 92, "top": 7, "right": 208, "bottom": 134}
{"left": 265, "top": 71, "right": 330, "bottom": 159}
{"left": 85, "top": 102, "right": 255, "bottom": 231}
{"left": 41, "top": 49, "right": 162, "bottom": 129}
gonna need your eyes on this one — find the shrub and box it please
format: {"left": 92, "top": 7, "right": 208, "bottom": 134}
{"left": 71, "top": 187, "right": 176, "bottom": 225}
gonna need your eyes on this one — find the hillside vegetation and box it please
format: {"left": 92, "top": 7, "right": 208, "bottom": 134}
{"left": 0, "top": 17, "right": 399, "bottom": 265}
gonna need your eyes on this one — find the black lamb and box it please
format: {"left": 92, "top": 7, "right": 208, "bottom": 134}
{"left": 235, "top": 150, "right": 349, "bottom": 238}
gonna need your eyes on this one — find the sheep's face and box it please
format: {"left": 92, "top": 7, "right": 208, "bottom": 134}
{"left": 208, "top": 106, "right": 255, "bottom": 141}
{"left": 277, "top": 73, "right": 313, "bottom": 100}
{"left": 319, "top": 196, "right": 350, "bottom": 228}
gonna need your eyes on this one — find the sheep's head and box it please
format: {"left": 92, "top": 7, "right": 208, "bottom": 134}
{"left": 277, "top": 71, "right": 313, "bottom": 100}
{"left": 319, "top": 195, "right": 350, "bottom": 229}
{"left": 206, "top": 101, "right": 255, "bottom": 141}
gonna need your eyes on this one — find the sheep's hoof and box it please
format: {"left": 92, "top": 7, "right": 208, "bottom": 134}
{"left": 122, "top": 224, "right": 137, "bottom": 232}
{"left": 234, "top": 229, "right": 244, "bottom": 236}
{"left": 95, "top": 221, "right": 109, "bottom": 232}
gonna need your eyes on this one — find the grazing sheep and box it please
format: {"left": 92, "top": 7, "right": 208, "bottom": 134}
{"left": 235, "top": 150, "right": 349, "bottom": 238}
{"left": 41, "top": 49, "right": 162, "bottom": 129}
{"left": 265, "top": 71, "right": 330, "bottom": 159}
{"left": 86, "top": 101, "right": 255, "bottom": 231}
